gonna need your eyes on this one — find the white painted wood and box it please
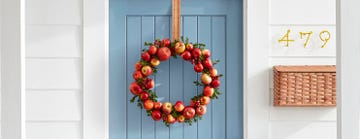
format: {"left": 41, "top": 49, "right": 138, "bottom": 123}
{"left": 269, "top": 107, "right": 336, "bottom": 121}
{"left": 26, "top": 0, "right": 82, "bottom": 25}
{"left": 1, "top": 0, "right": 26, "bottom": 138}
{"left": 270, "top": 122, "right": 336, "bottom": 139}
{"left": 270, "top": 0, "right": 336, "bottom": 25}
{"left": 26, "top": 59, "right": 82, "bottom": 89}
{"left": 245, "top": 0, "right": 270, "bottom": 138}
{"left": 83, "top": 0, "right": 109, "bottom": 138}
{"left": 270, "top": 26, "right": 336, "bottom": 56}
{"left": 337, "top": 0, "right": 360, "bottom": 138}
{"left": 269, "top": 57, "right": 336, "bottom": 65}
{"left": 26, "top": 122, "right": 81, "bottom": 139}
{"left": 26, "top": 25, "right": 82, "bottom": 58}
{"left": 26, "top": 91, "right": 82, "bottom": 121}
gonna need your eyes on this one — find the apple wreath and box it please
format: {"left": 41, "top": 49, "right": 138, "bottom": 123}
{"left": 129, "top": 37, "right": 223, "bottom": 126}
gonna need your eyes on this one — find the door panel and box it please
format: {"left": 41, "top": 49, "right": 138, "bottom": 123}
{"left": 110, "top": 0, "right": 243, "bottom": 139}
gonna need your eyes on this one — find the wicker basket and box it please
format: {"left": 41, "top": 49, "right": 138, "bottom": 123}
{"left": 273, "top": 65, "right": 336, "bottom": 106}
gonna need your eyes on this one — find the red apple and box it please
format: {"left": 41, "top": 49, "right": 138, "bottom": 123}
{"left": 141, "top": 66, "right": 153, "bottom": 76}
{"left": 148, "top": 45, "right": 158, "bottom": 55}
{"left": 174, "top": 42, "right": 186, "bottom": 54}
{"left": 174, "top": 101, "right": 185, "bottom": 112}
{"left": 154, "top": 39, "right": 161, "bottom": 46}
{"left": 132, "top": 71, "right": 143, "bottom": 80}
{"left": 140, "top": 92, "right": 149, "bottom": 101}
{"left": 157, "top": 47, "right": 171, "bottom": 61}
{"left": 141, "top": 52, "right": 151, "bottom": 62}
{"left": 190, "top": 100, "right": 201, "bottom": 107}
{"left": 135, "top": 62, "right": 142, "bottom": 71}
{"left": 150, "top": 58, "right": 160, "bottom": 66}
{"left": 162, "top": 38, "right": 171, "bottom": 47}
{"left": 202, "top": 58, "right": 213, "bottom": 68}
{"left": 203, "top": 86, "right": 214, "bottom": 97}
{"left": 194, "top": 63, "right": 204, "bottom": 73}
{"left": 166, "top": 114, "right": 176, "bottom": 124}
{"left": 209, "top": 68, "right": 218, "bottom": 77}
{"left": 152, "top": 110, "right": 162, "bottom": 121}
{"left": 200, "top": 96, "right": 211, "bottom": 105}
{"left": 130, "top": 82, "right": 142, "bottom": 95}
{"left": 154, "top": 102, "right": 163, "bottom": 110}
{"left": 192, "top": 48, "right": 202, "bottom": 59}
{"left": 177, "top": 115, "right": 185, "bottom": 123}
{"left": 162, "top": 102, "right": 172, "bottom": 114}
{"left": 201, "top": 73, "right": 212, "bottom": 85}
{"left": 186, "top": 43, "right": 194, "bottom": 51}
{"left": 181, "top": 51, "right": 192, "bottom": 60}
{"left": 183, "top": 107, "right": 196, "bottom": 119}
{"left": 144, "top": 100, "right": 154, "bottom": 110}
{"left": 145, "top": 78, "right": 154, "bottom": 89}
{"left": 211, "top": 79, "right": 220, "bottom": 88}
{"left": 202, "top": 49, "right": 211, "bottom": 58}
{"left": 196, "top": 105, "right": 207, "bottom": 115}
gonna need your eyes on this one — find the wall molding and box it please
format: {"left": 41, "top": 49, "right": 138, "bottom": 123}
{"left": 337, "top": 0, "right": 360, "bottom": 138}
{"left": 244, "top": 0, "right": 270, "bottom": 138}
{"left": 83, "top": 0, "right": 109, "bottom": 138}
{"left": 1, "top": 0, "right": 26, "bottom": 138}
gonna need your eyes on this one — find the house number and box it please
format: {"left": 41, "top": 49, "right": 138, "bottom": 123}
{"left": 278, "top": 29, "right": 331, "bottom": 48}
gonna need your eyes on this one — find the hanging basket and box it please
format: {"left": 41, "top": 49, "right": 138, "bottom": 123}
{"left": 273, "top": 65, "right": 336, "bottom": 107}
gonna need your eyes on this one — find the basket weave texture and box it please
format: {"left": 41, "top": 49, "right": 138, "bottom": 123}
{"left": 273, "top": 65, "right": 336, "bottom": 106}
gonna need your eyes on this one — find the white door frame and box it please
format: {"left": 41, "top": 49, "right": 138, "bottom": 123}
{"left": 336, "top": 0, "right": 360, "bottom": 138}
{"left": 83, "top": 0, "right": 109, "bottom": 138}
{"left": 243, "top": 0, "right": 269, "bottom": 138}
{"left": 1, "top": 0, "right": 26, "bottom": 138}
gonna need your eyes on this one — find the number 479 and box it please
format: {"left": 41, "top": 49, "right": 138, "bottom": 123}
{"left": 278, "top": 29, "right": 331, "bottom": 48}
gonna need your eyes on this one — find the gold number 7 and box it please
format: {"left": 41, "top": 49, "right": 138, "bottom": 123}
{"left": 299, "top": 31, "right": 313, "bottom": 48}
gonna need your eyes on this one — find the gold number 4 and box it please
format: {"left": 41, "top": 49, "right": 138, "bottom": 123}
{"left": 299, "top": 31, "right": 313, "bottom": 48}
{"left": 278, "top": 29, "right": 294, "bottom": 47}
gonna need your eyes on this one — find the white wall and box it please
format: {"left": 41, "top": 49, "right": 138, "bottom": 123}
{"left": 269, "top": 0, "right": 336, "bottom": 139}
{"left": 246, "top": 0, "right": 337, "bottom": 139}
{"left": 25, "top": 0, "right": 83, "bottom": 138}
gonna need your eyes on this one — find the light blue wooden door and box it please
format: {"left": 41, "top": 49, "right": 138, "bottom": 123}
{"left": 110, "top": 0, "right": 243, "bottom": 139}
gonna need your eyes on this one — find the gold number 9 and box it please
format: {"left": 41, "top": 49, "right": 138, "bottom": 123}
{"left": 319, "top": 30, "right": 331, "bottom": 48}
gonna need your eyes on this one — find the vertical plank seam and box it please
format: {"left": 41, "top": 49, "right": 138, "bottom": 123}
{"left": 153, "top": 16, "right": 157, "bottom": 139}
{"left": 182, "top": 16, "right": 185, "bottom": 139}
{"left": 140, "top": 16, "right": 143, "bottom": 139}
{"left": 125, "top": 15, "right": 129, "bottom": 139}
{"left": 210, "top": 16, "right": 214, "bottom": 139}
{"left": 224, "top": 15, "right": 228, "bottom": 139}
{"left": 196, "top": 15, "right": 199, "bottom": 139}
{"left": 168, "top": 16, "right": 171, "bottom": 139}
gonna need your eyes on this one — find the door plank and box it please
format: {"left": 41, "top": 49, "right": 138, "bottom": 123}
{"left": 154, "top": 16, "right": 171, "bottom": 139}
{"left": 211, "top": 16, "right": 226, "bottom": 139}
{"left": 126, "top": 16, "right": 142, "bottom": 139}
{"left": 197, "top": 16, "right": 212, "bottom": 139}
{"left": 141, "top": 16, "right": 156, "bottom": 139}
{"left": 182, "top": 16, "right": 198, "bottom": 139}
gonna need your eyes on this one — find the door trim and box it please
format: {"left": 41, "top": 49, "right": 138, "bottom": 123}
{"left": 243, "top": 0, "right": 270, "bottom": 138}
{"left": 336, "top": 0, "right": 360, "bottom": 138}
{"left": 83, "top": 0, "right": 109, "bottom": 138}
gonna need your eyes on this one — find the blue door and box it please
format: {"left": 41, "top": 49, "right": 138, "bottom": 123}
{"left": 110, "top": 0, "right": 243, "bottom": 139}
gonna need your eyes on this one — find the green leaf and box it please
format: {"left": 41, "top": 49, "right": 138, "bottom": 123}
{"left": 144, "top": 42, "right": 153, "bottom": 46}
{"left": 130, "top": 96, "right": 137, "bottom": 103}
{"left": 212, "top": 59, "right": 220, "bottom": 65}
